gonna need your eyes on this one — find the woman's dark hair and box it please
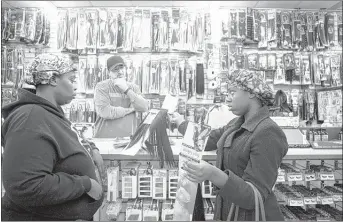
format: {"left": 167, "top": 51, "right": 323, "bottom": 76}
{"left": 273, "top": 90, "right": 292, "bottom": 113}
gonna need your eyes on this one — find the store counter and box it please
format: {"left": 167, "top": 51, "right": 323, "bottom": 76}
{"left": 92, "top": 138, "right": 342, "bottom": 161}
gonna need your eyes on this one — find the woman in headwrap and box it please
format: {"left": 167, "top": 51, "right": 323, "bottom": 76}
{"left": 1, "top": 53, "right": 104, "bottom": 221}
{"left": 172, "top": 69, "right": 288, "bottom": 221}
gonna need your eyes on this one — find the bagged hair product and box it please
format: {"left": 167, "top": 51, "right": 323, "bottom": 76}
{"left": 23, "top": 8, "right": 36, "bottom": 43}
{"left": 220, "top": 44, "right": 228, "bottom": 72}
{"left": 338, "top": 13, "right": 342, "bottom": 47}
{"left": 204, "top": 12, "right": 211, "bottom": 39}
{"left": 117, "top": 9, "right": 125, "bottom": 50}
{"left": 97, "top": 8, "right": 108, "bottom": 50}
{"left": 306, "top": 12, "right": 315, "bottom": 51}
{"left": 179, "top": 9, "right": 189, "bottom": 51}
{"left": 179, "top": 59, "right": 186, "bottom": 95}
{"left": 301, "top": 54, "right": 312, "bottom": 85}
{"left": 317, "top": 11, "right": 328, "bottom": 48}
{"left": 1, "top": 8, "right": 9, "bottom": 41}
{"left": 267, "top": 53, "right": 276, "bottom": 70}
{"left": 196, "top": 63, "right": 205, "bottom": 96}
{"left": 259, "top": 53, "right": 268, "bottom": 70}
{"left": 281, "top": 11, "right": 292, "bottom": 49}
{"left": 150, "top": 59, "right": 160, "bottom": 94}
{"left": 159, "top": 10, "right": 170, "bottom": 52}
{"left": 77, "top": 9, "right": 87, "bottom": 50}
{"left": 331, "top": 55, "right": 342, "bottom": 86}
{"left": 323, "top": 55, "right": 332, "bottom": 87}
{"left": 325, "top": 13, "right": 335, "bottom": 47}
{"left": 258, "top": 10, "right": 268, "bottom": 48}
{"left": 33, "top": 9, "right": 43, "bottom": 44}
{"left": 238, "top": 9, "right": 246, "bottom": 39}
{"left": 152, "top": 11, "right": 160, "bottom": 52}
{"left": 171, "top": 8, "right": 181, "bottom": 50}
{"left": 187, "top": 11, "right": 196, "bottom": 52}
{"left": 169, "top": 58, "right": 180, "bottom": 96}
{"left": 293, "top": 53, "right": 302, "bottom": 85}
{"left": 230, "top": 9, "right": 237, "bottom": 38}
{"left": 247, "top": 53, "right": 259, "bottom": 70}
{"left": 246, "top": 8, "right": 254, "bottom": 41}
{"left": 57, "top": 9, "right": 68, "bottom": 50}
{"left": 253, "top": 9, "right": 261, "bottom": 42}
{"left": 221, "top": 9, "right": 229, "bottom": 38}
{"left": 299, "top": 13, "right": 308, "bottom": 51}
{"left": 43, "top": 11, "right": 50, "bottom": 46}
{"left": 292, "top": 11, "right": 301, "bottom": 50}
{"left": 67, "top": 9, "right": 78, "bottom": 50}
{"left": 132, "top": 56, "right": 143, "bottom": 89}
{"left": 159, "top": 58, "right": 171, "bottom": 95}
{"left": 142, "top": 58, "right": 151, "bottom": 94}
{"left": 123, "top": 8, "right": 134, "bottom": 52}
{"left": 132, "top": 8, "right": 143, "bottom": 50}
{"left": 195, "top": 11, "right": 204, "bottom": 51}
{"left": 267, "top": 9, "right": 277, "bottom": 48}
{"left": 107, "top": 9, "right": 118, "bottom": 51}
{"left": 85, "top": 9, "right": 98, "bottom": 51}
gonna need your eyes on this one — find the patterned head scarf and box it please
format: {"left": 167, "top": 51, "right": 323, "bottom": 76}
{"left": 227, "top": 69, "right": 274, "bottom": 106}
{"left": 25, "top": 53, "right": 76, "bottom": 86}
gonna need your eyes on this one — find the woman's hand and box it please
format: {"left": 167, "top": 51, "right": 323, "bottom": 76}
{"left": 87, "top": 178, "right": 103, "bottom": 200}
{"left": 91, "top": 149, "right": 105, "bottom": 179}
{"left": 182, "top": 160, "right": 215, "bottom": 184}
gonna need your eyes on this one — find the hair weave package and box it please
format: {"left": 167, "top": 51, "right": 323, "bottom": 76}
{"left": 126, "top": 109, "right": 175, "bottom": 168}
{"left": 67, "top": 9, "right": 78, "bottom": 50}
{"left": 196, "top": 63, "right": 205, "bottom": 96}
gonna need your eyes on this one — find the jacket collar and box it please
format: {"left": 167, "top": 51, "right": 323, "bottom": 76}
{"left": 238, "top": 106, "right": 270, "bottom": 132}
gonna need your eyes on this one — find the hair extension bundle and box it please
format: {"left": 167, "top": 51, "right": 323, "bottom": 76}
{"left": 126, "top": 109, "right": 175, "bottom": 168}
{"left": 196, "top": 63, "right": 205, "bottom": 95}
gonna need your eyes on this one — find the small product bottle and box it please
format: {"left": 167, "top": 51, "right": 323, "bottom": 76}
{"left": 314, "top": 130, "right": 321, "bottom": 142}
{"left": 321, "top": 130, "right": 328, "bottom": 141}
{"left": 308, "top": 130, "right": 314, "bottom": 142}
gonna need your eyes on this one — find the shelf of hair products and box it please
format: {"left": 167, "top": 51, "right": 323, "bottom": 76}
{"left": 1, "top": 3, "right": 342, "bottom": 221}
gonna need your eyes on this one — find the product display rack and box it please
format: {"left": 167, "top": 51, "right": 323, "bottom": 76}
{"left": 92, "top": 138, "right": 342, "bottom": 221}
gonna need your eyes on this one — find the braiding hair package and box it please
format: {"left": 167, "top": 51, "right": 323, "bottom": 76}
{"left": 125, "top": 109, "right": 175, "bottom": 168}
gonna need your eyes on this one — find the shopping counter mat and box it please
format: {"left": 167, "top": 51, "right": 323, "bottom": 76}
{"left": 311, "top": 141, "right": 343, "bottom": 149}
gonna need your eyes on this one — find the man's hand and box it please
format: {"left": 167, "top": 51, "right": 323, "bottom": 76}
{"left": 91, "top": 149, "right": 105, "bottom": 179}
{"left": 113, "top": 78, "right": 129, "bottom": 93}
{"left": 170, "top": 112, "right": 185, "bottom": 128}
{"left": 87, "top": 178, "right": 103, "bottom": 200}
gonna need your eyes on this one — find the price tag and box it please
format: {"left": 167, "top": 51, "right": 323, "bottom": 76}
{"left": 303, "top": 197, "right": 317, "bottom": 205}
{"left": 287, "top": 174, "right": 303, "bottom": 182}
{"left": 321, "top": 197, "right": 334, "bottom": 205}
{"left": 289, "top": 199, "right": 304, "bottom": 206}
{"left": 333, "top": 195, "right": 342, "bottom": 202}
{"left": 304, "top": 173, "right": 316, "bottom": 181}
{"left": 276, "top": 175, "right": 286, "bottom": 182}
{"left": 17, "top": 65, "right": 24, "bottom": 69}
{"left": 320, "top": 174, "right": 335, "bottom": 181}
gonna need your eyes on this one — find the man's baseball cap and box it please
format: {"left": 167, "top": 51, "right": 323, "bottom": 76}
{"left": 107, "top": 55, "right": 125, "bottom": 71}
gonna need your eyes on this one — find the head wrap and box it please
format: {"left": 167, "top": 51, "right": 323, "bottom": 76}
{"left": 227, "top": 69, "right": 274, "bottom": 106}
{"left": 25, "top": 53, "right": 76, "bottom": 86}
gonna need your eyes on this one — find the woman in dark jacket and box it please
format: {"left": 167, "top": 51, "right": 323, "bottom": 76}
{"left": 1, "top": 53, "right": 104, "bottom": 221}
{"left": 172, "top": 69, "right": 289, "bottom": 221}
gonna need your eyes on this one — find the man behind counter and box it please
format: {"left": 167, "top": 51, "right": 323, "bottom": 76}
{"left": 94, "top": 55, "right": 149, "bottom": 138}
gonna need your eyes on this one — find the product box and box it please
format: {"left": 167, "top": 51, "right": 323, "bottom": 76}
{"left": 202, "top": 180, "right": 216, "bottom": 198}
{"left": 122, "top": 162, "right": 141, "bottom": 199}
{"left": 126, "top": 199, "right": 143, "bottom": 221}
{"left": 107, "top": 166, "right": 120, "bottom": 202}
{"left": 161, "top": 200, "right": 174, "bottom": 221}
{"left": 203, "top": 198, "right": 215, "bottom": 221}
{"left": 152, "top": 169, "right": 167, "bottom": 199}
{"left": 138, "top": 164, "right": 153, "bottom": 198}
{"left": 142, "top": 199, "right": 159, "bottom": 221}
{"left": 168, "top": 169, "right": 178, "bottom": 199}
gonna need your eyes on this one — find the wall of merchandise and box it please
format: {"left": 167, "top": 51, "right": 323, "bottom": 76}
{"left": 2, "top": 6, "right": 342, "bottom": 126}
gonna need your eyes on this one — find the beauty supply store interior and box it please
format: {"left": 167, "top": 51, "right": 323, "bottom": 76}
{"left": 1, "top": 0, "right": 343, "bottom": 221}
